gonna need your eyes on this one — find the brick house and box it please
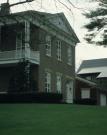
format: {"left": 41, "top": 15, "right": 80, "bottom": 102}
{"left": 0, "top": 3, "right": 79, "bottom": 103}
{"left": 76, "top": 58, "right": 107, "bottom": 106}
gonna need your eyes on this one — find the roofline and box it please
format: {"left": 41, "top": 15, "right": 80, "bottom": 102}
{"left": 59, "top": 12, "right": 80, "bottom": 43}
{"left": 76, "top": 76, "right": 107, "bottom": 92}
{"left": 77, "top": 58, "right": 107, "bottom": 73}
{"left": 3, "top": 10, "right": 79, "bottom": 44}
{"left": 77, "top": 72, "right": 100, "bottom": 75}
{"left": 0, "top": 10, "right": 79, "bottom": 46}
{"left": 76, "top": 76, "right": 96, "bottom": 86}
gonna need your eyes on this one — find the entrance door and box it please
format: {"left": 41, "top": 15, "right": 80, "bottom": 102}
{"left": 100, "top": 94, "right": 106, "bottom": 106}
{"left": 66, "top": 81, "right": 73, "bottom": 103}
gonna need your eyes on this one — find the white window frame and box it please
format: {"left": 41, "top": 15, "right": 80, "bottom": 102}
{"left": 45, "top": 72, "right": 51, "bottom": 92}
{"left": 67, "top": 46, "right": 72, "bottom": 65}
{"left": 56, "top": 40, "right": 61, "bottom": 61}
{"left": 16, "top": 32, "right": 22, "bottom": 50}
{"left": 86, "top": 76, "right": 91, "bottom": 80}
{"left": 81, "top": 88, "right": 90, "bottom": 99}
{"left": 56, "top": 74, "right": 62, "bottom": 93}
{"left": 45, "top": 35, "right": 51, "bottom": 56}
{"left": 16, "top": 32, "right": 23, "bottom": 58}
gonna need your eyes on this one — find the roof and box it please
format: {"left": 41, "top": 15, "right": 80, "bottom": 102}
{"left": 0, "top": 10, "right": 79, "bottom": 43}
{"left": 76, "top": 76, "right": 96, "bottom": 86}
{"left": 77, "top": 58, "right": 107, "bottom": 78}
{"left": 97, "top": 69, "right": 107, "bottom": 78}
{"left": 76, "top": 76, "right": 107, "bottom": 92}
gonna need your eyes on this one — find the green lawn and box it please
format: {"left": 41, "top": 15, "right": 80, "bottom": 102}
{"left": 0, "top": 104, "right": 107, "bottom": 135}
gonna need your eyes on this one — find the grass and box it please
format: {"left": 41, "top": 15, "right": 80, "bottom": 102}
{"left": 0, "top": 104, "right": 107, "bottom": 135}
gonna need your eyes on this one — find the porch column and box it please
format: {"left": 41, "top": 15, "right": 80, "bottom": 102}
{"left": 24, "top": 21, "right": 31, "bottom": 90}
{"left": 25, "top": 20, "right": 30, "bottom": 59}
{"left": 0, "top": 26, "right": 1, "bottom": 49}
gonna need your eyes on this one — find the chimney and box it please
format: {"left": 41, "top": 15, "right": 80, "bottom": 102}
{"left": 0, "top": 3, "right": 10, "bottom": 16}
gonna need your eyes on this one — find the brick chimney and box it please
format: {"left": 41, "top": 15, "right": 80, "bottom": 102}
{"left": 0, "top": 3, "right": 10, "bottom": 16}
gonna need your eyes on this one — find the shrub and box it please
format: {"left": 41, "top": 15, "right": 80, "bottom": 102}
{"left": 0, "top": 92, "right": 63, "bottom": 103}
{"left": 74, "top": 99, "right": 97, "bottom": 105}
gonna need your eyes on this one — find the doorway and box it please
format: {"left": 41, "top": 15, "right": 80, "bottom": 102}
{"left": 66, "top": 80, "right": 73, "bottom": 103}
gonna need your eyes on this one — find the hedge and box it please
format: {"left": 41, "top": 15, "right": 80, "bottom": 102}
{"left": 74, "top": 99, "right": 97, "bottom": 105}
{"left": 0, "top": 92, "right": 63, "bottom": 103}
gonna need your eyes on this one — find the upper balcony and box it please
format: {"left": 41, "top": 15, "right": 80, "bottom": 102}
{"left": 0, "top": 49, "right": 40, "bottom": 65}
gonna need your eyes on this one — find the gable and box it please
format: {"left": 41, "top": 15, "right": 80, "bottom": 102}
{"left": 46, "top": 13, "right": 79, "bottom": 42}
{"left": 48, "top": 15, "right": 70, "bottom": 34}
{"left": 5, "top": 10, "right": 79, "bottom": 44}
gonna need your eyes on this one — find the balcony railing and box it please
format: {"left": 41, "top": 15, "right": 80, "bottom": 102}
{"left": 0, "top": 49, "right": 40, "bottom": 65}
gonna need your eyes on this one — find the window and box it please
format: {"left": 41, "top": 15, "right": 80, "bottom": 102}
{"left": 56, "top": 40, "right": 61, "bottom": 61}
{"left": 67, "top": 46, "right": 72, "bottom": 65}
{"left": 45, "top": 72, "right": 51, "bottom": 92}
{"left": 86, "top": 76, "right": 91, "bottom": 80}
{"left": 45, "top": 35, "right": 51, "bottom": 56}
{"left": 81, "top": 88, "right": 90, "bottom": 99}
{"left": 16, "top": 32, "right": 22, "bottom": 50}
{"left": 56, "top": 74, "right": 62, "bottom": 93}
{"left": 16, "top": 32, "right": 23, "bottom": 58}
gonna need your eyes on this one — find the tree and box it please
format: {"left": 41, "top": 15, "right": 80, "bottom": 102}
{"left": 84, "top": 0, "right": 107, "bottom": 46}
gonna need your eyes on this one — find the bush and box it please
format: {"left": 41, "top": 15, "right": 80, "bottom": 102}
{"left": 74, "top": 99, "right": 97, "bottom": 105}
{"left": 0, "top": 92, "right": 63, "bottom": 103}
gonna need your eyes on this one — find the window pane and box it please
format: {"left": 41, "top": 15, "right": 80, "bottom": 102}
{"left": 56, "top": 40, "right": 61, "bottom": 61}
{"left": 81, "top": 88, "right": 90, "bottom": 99}
{"left": 68, "top": 46, "right": 72, "bottom": 65}
{"left": 45, "top": 72, "right": 51, "bottom": 92}
{"left": 56, "top": 74, "right": 61, "bottom": 93}
{"left": 46, "top": 35, "right": 51, "bottom": 56}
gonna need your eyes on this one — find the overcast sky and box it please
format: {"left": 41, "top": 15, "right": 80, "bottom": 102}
{"left": 1, "top": 0, "right": 107, "bottom": 70}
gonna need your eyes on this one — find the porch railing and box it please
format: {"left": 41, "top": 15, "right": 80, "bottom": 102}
{"left": 0, "top": 49, "right": 40, "bottom": 64}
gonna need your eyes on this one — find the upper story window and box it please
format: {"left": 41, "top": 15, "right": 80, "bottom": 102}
{"left": 45, "top": 71, "right": 51, "bottom": 92}
{"left": 56, "top": 74, "right": 62, "bottom": 93}
{"left": 16, "top": 32, "right": 23, "bottom": 50}
{"left": 67, "top": 46, "right": 72, "bottom": 65}
{"left": 45, "top": 35, "right": 51, "bottom": 56}
{"left": 56, "top": 40, "right": 61, "bottom": 61}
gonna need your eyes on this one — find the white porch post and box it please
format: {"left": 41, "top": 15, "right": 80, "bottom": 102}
{"left": 25, "top": 20, "right": 30, "bottom": 59}
{"left": 0, "top": 26, "right": 1, "bottom": 46}
{"left": 24, "top": 21, "right": 31, "bottom": 89}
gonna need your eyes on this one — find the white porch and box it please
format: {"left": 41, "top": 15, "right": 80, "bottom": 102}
{"left": 0, "top": 49, "right": 40, "bottom": 65}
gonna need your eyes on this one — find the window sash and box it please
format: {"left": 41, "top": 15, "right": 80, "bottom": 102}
{"left": 67, "top": 46, "right": 72, "bottom": 65}
{"left": 45, "top": 72, "right": 51, "bottom": 92}
{"left": 81, "top": 88, "right": 90, "bottom": 99}
{"left": 56, "top": 75, "right": 62, "bottom": 93}
{"left": 56, "top": 40, "right": 61, "bottom": 60}
{"left": 46, "top": 35, "right": 51, "bottom": 56}
{"left": 16, "top": 32, "right": 22, "bottom": 50}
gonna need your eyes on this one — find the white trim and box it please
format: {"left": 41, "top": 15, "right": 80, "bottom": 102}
{"left": 45, "top": 71, "right": 51, "bottom": 93}
{"left": 0, "top": 50, "right": 40, "bottom": 65}
{"left": 81, "top": 88, "right": 90, "bottom": 99}
{"left": 67, "top": 46, "right": 72, "bottom": 65}
{"left": 45, "top": 35, "right": 51, "bottom": 57}
{"left": 56, "top": 40, "right": 61, "bottom": 61}
{"left": 25, "top": 21, "right": 30, "bottom": 58}
{"left": 0, "top": 14, "right": 77, "bottom": 47}
{"left": 16, "top": 32, "right": 23, "bottom": 58}
{"left": 56, "top": 74, "right": 62, "bottom": 93}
